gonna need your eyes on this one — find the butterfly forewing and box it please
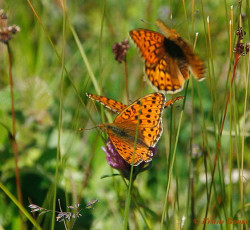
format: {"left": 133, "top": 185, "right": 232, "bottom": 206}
{"left": 87, "top": 92, "right": 184, "bottom": 112}
{"left": 164, "top": 96, "right": 184, "bottom": 109}
{"left": 112, "top": 93, "right": 166, "bottom": 152}
{"left": 129, "top": 29, "right": 166, "bottom": 65}
{"left": 114, "top": 93, "right": 166, "bottom": 128}
{"left": 138, "top": 121, "right": 163, "bottom": 147}
{"left": 86, "top": 93, "right": 127, "bottom": 113}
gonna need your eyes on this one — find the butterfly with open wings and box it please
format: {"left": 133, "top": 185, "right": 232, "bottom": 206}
{"left": 87, "top": 93, "right": 183, "bottom": 165}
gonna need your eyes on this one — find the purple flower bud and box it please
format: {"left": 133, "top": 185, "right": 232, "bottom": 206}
{"left": 112, "top": 39, "right": 129, "bottom": 63}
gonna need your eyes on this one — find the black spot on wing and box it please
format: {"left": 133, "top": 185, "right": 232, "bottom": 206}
{"left": 163, "top": 38, "right": 185, "bottom": 59}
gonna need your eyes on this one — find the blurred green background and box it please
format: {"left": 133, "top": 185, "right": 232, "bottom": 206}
{"left": 0, "top": 0, "right": 249, "bottom": 229}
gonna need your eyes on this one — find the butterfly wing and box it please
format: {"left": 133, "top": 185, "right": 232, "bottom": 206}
{"left": 182, "top": 48, "right": 205, "bottom": 80}
{"left": 96, "top": 93, "right": 166, "bottom": 165}
{"left": 114, "top": 93, "right": 166, "bottom": 148}
{"left": 145, "top": 55, "right": 186, "bottom": 93}
{"left": 108, "top": 133, "right": 152, "bottom": 165}
{"left": 86, "top": 93, "right": 127, "bottom": 113}
{"left": 164, "top": 96, "right": 184, "bottom": 109}
{"left": 156, "top": 19, "right": 205, "bottom": 81}
{"left": 138, "top": 96, "right": 184, "bottom": 146}
{"left": 114, "top": 93, "right": 166, "bottom": 127}
{"left": 129, "top": 29, "right": 166, "bottom": 66}
{"left": 130, "top": 29, "right": 189, "bottom": 93}
{"left": 87, "top": 92, "right": 184, "bottom": 112}
{"left": 130, "top": 21, "right": 205, "bottom": 93}
{"left": 138, "top": 120, "right": 163, "bottom": 147}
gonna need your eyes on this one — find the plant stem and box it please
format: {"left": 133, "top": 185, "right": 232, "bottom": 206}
{"left": 7, "top": 43, "right": 24, "bottom": 229}
{"left": 124, "top": 58, "right": 129, "bottom": 104}
{"left": 203, "top": 52, "right": 241, "bottom": 230}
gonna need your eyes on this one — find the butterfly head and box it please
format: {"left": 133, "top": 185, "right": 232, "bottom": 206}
{"left": 156, "top": 19, "right": 179, "bottom": 39}
{"left": 97, "top": 123, "right": 109, "bottom": 133}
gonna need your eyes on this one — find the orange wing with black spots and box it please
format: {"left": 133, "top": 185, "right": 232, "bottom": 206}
{"left": 108, "top": 133, "right": 153, "bottom": 165}
{"left": 87, "top": 92, "right": 184, "bottom": 112}
{"left": 145, "top": 56, "right": 186, "bottom": 92}
{"left": 129, "top": 19, "right": 205, "bottom": 94}
{"left": 114, "top": 92, "right": 165, "bottom": 127}
{"left": 86, "top": 93, "right": 127, "bottom": 113}
{"left": 87, "top": 93, "right": 184, "bottom": 165}
{"left": 163, "top": 96, "right": 184, "bottom": 109}
{"left": 97, "top": 93, "right": 166, "bottom": 165}
{"left": 129, "top": 29, "right": 166, "bottom": 65}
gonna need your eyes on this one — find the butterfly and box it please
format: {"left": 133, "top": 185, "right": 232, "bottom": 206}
{"left": 129, "top": 19, "right": 205, "bottom": 94}
{"left": 86, "top": 93, "right": 183, "bottom": 165}
{"left": 87, "top": 93, "right": 166, "bottom": 165}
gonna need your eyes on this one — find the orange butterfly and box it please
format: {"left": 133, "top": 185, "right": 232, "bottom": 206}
{"left": 129, "top": 19, "right": 205, "bottom": 94}
{"left": 86, "top": 93, "right": 184, "bottom": 165}
{"left": 87, "top": 93, "right": 166, "bottom": 165}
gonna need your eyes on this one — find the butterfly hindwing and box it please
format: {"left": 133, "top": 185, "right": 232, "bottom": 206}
{"left": 145, "top": 55, "right": 186, "bottom": 93}
{"left": 156, "top": 19, "right": 205, "bottom": 81}
{"left": 108, "top": 133, "right": 152, "bottom": 165}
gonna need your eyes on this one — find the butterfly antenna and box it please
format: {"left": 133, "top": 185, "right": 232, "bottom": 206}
{"left": 78, "top": 126, "right": 98, "bottom": 131}
{"left": 140, "top": 19, "right": 155, "bottom": 26}
{"left": 176, "top": 9, "right": 200, "bottom": 28}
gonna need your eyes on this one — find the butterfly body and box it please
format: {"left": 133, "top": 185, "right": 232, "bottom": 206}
{"left": 87, "top": 92, "right": 166, "bottom": 165}
{"left": 129, "top": 20, "right": 205, "bottom": 93}
{"left": 98, "top": 123, "right": 145, "bottom": 146}
{"left": 98, "top": 123, "right": 153, "bottom": 164}
{"left": 163, "top": 38, "right": 186, "bottom": 59}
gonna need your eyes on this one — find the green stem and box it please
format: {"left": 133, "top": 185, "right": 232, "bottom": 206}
{"left": 160, "top": 111, "right": 184, "bottom": 229}
{"left": 0, "top": 182, "right": 42, "bottom": 230}
{"left": 7, "top": 43, "right": 24, "bottom": 229}
{"left": 123, "top": 103, "right": 141, "bottom": 229}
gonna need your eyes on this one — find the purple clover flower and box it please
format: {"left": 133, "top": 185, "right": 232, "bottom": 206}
{"left": 102, "top": 138, "right": 157, "bottom": 180}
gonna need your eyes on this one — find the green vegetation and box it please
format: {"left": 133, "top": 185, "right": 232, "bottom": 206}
{"left": 0, "top": 0, "right": 249, "bottom": 229}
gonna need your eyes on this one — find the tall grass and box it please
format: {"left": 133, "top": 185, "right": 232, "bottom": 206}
{"left": 0, "top": 0, "right": 249, "bottom": 229}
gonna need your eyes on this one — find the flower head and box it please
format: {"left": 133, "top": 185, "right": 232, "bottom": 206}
{"left": 102, "top": 138, "right": 157, "bottom": 180}
{"left": 0, "top": 9, "right": 20, "bottom": 44}
{"left": 112, "top": 38, "right": 129, "bottom": 63}
{"left": 234, "top": 27, "right": 249, "bottom": 56}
